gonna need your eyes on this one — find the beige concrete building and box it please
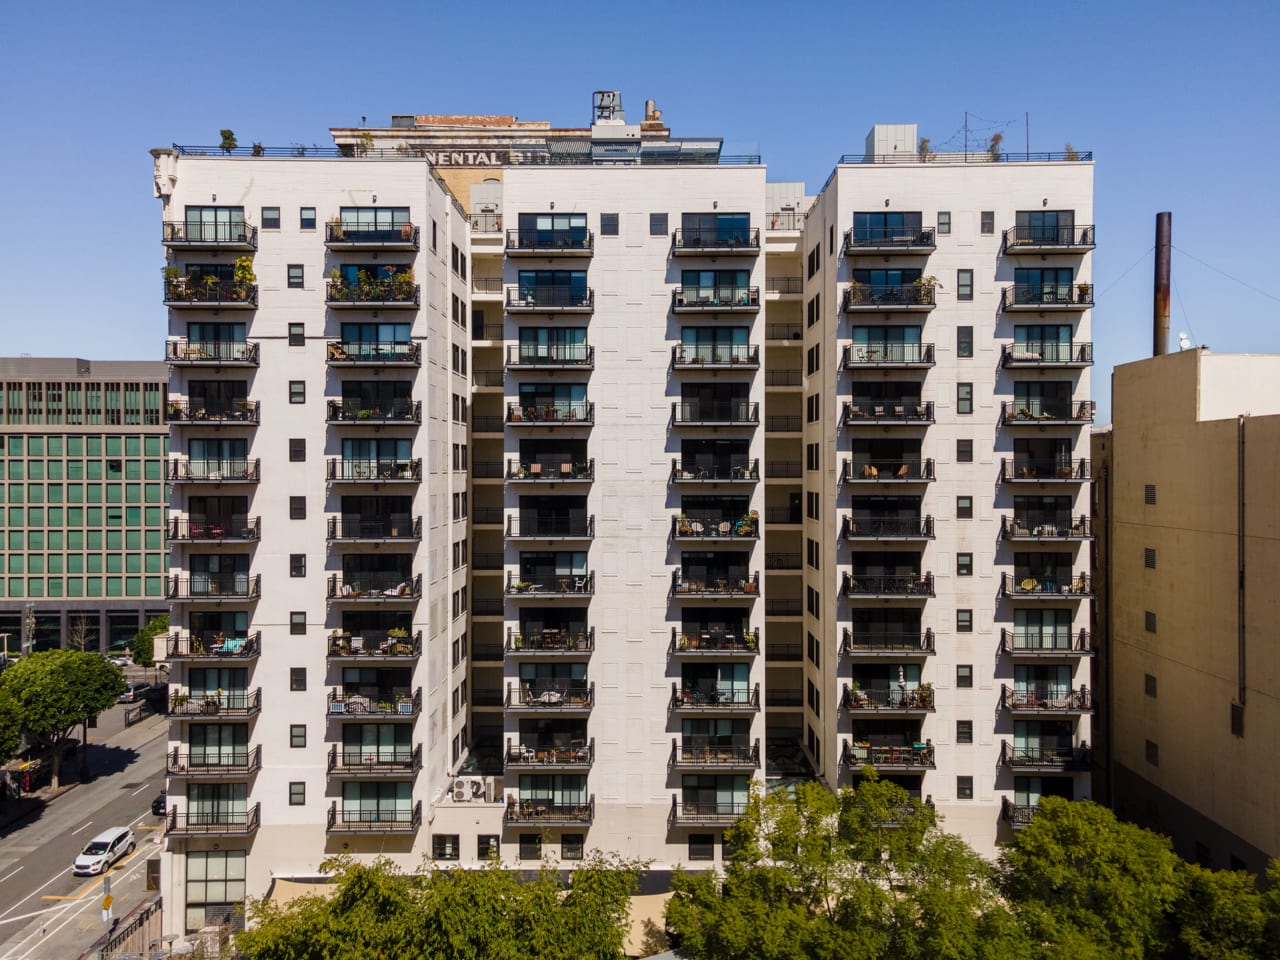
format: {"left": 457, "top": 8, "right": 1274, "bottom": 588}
{"left": 1099, "top": 348, "right": 1280, "bottom": 872}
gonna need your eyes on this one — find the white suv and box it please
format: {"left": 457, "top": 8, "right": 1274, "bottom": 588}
{"left": 73, "top": 826, "right": 135, "bottom": 875}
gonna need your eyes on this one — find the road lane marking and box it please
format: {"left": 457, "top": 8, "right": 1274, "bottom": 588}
{"left": 41, "top": 850, "right": 139, "bottom": 900}
{"left": 0, "top": 867, "right": 22, "bottom": 883}
{"left": 72, "top": 820, "right": 93, "bottom": 834}
{"left": 129, "top": 783, "right": 151, "bottom": 796}
{"left": 0, "top": 902, "right": 75, "bottom": 926}
{"left": 0, "top": 868, "right": 75, "bottom": 922}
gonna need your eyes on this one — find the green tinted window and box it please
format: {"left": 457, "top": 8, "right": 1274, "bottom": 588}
{"left": 27, "top": 507, "right": 42, "bottom": 526}
{"left": 48, "top": 555, "right": 62, "bottom": 573}
{"left": 6, "top": 579, "right": 20, "bottom": 597}
{"left": 67, "top": 507, "right": 82, "bottom": 526}
{"left": 68, "top": 461, "right": 83, "bottom": 480}
{"left": 47, "top": 578, "right": 62, "bottom": 597}
{"left": 126, "top": 507, "right": 141, "bottom": 526}
{"left": 144, "top": 460, "right": 161, "bottom": 480}
{"left": 145, "top": 508, "right": 162, "bottom": 527}
{"left": 145, "top": 553, "right": 163, "bottom": 572}
{"left": 27, "top": 461, "right": 43, "bottom": 480}
{"left": 67, "top": 485, "right": 82, "bottom": 503}
{"left": 27, "top": 532, "right": 43, "bottom": 550}
{"left": 86, "top": 577, "right": 102, "bottom": 597}
{"left": 145, "top": 576, "right": 163, "bottom": 596}
{"left": 86, "top": 437, "right": 101, "bottom": 456}
{"left": 87, "top": 531, "right": 102, "bottom": 551}
{"left": 28, "top": 555, "right": 43, "bottom": 574}
{"left": 68, "top": 554, "right": 83, "bottom": 573}
{"left": 106, "top": 484, "right": 122, "bottom": 503}
{"left": 106, "top": 437, "right": 121, "bottom": 457}
{"left": 145, "top": 484, "right": 162, "bottom": 503}
{"left": 48, "top": 437, "right": 62, "bottom": 456}
{"left": 27, "top": 580, "right": 42, "bottom": 598}
{"left": 67, "top": 530, "right": 83, "bottom": 550}
{"left": 106, "top": 530, "right": 123, "bottom": 551}
{"left": 144, "top": 437, "right": 162, "bottom": 457}
{"left": 7, "top": 485, "right": 20, "bottom": 503}
{"left": 27, "top": 437, "right": 43, "bottom": 456}
{"left": 125, "top": 554, "right": 141, "bottom": 573}
{"left": 125, "top": 484, "right": 141, "bottom": 503}
{"left": 48, "top": 507, "right": 62, "bottom": 525}
{"left": 67, "top": 437, "right": 82, "bottom": 456}
{"left": 6, "top": 438, "right": 21, "bottom": 455}
{"left": 67, "top": 578, "right": 82, "bottom": 597}
{"left": 145, "top": 530, "right": 162, "bottom": 550}
{"left": 7, "top": 556, "right": 22, "bottom": 573}
{"left": 125, "top": 577, "right": 140, "bottom": 597}
{"left": 7, "top": 462, "right": 21, "bottom": 481}
{"left": 87, "top": 554, "right": 103, "bottom": 573}
{"left": 87, "top": 484, "right": 102, "bottom": 503}
{"left": 7, "top": 531, "right": 20, "bottom": 551}
{"left": 86, "top": 460, "right": 102, "bottom": 480}
{"left": 106, "top": 554, "right": 122, "bottom": 573}
{"left": 27, "top": 485, "right": 43, "bottom": 504}
{"left": 47, "top": 461, "right": 62, "bottom": 480}
{"left": 7, "top": 507, "right": 21, "bottom": 526}
{"left": 48, "top": 530, "right": 62, "bottom": 549}
{"left": 125, "top": 437, "right": 140, "bottom": 457}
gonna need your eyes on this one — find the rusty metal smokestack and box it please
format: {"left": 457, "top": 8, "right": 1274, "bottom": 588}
{"left": 1153, "top": 211, "right": 1172, "bottom": 356}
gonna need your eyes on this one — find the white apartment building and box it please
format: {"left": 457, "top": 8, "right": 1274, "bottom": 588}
{"left": 151, "top": 96, "right": 1094, "bottom": 934}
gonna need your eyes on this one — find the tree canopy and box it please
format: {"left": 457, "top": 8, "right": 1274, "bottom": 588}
{"left": 0, "top": 688, "right": 20, "bottom": 764}
{"left": 130, "top": 613, "right": 167, "bottom": 668}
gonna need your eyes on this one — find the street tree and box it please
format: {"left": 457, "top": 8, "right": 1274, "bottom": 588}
{"left": 0, "top": 689, "right": 20, "bottom": 764}
{"left": 130, "top": 614, "right": 167, "bottom": 668}
{"left": 66, "top": 614, "right": 95, "bottom": 652}
{"left": 1175, "top": 861, "right": 1275, "bottom": 960}
{"left": 0, "top": 649, "right": 125, "bottom": 788}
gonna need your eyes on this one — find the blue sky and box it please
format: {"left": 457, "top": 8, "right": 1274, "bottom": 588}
{"left": 2, "top": 0, "right": 1277, "bottom": 421}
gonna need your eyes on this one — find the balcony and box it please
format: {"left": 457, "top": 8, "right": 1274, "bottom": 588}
{"left": 672, "top": 514, "right": 758, "bottom": 541}
{"left": 842, "top": 458, "right": 934, "bottom": 484}
{"left": 167, "top": 458, "right": 259, "bottom": 484}
{"left": 1000, "top": 740, "right": 1091, "bottom": 773}
{"left": 671, "top": 344, "right": 760, "bottom": 369}
{"left": 1001, "top": 684, "right": 1093, "bottom": 716}
{"left": 842, "top": 516, "right": 934, "bottom": 542}
{"left": 166, "top": 339, "right": 259, "bottom": 366}
{"left": 505, "top": 795, "right": 595, "bottom": 826}
{"left": 766, "top": 598, "right": 801, "bottom": 617}
{"left": 506, "top": 515, "right": 595, "bottom": 541}
{"left": 162, "top": 220, "right": 257, "bottom": 251}
{"left": 167, "top": 575, "right": 261, "bottom": 602}
{"left": 506, "top": 286, "right": 594, "bottom": 313}
{"left": 507, "top": 401, "right": 594, "bottom": 426}
{"left": 844, "top": 227, "right": 936, "bottom": 256}
{"left": 327, "top": 687, "right": 422, "bottom": 718}
{"left": 168, "top": 689, "right": 262, "bottom": 720}
{"left": 470, "top": 213, "right": 503, "bottom": 234}
{"left": 325, "top": 340, "right": 421, "bottom": 365}
{"left": 669, "top": 738, "right": 760, "bottom": 771}
{"left": 1001, "top": 401, "right": 1095, "bottom": 426}
{"left": 506, "top": 344, "right": 594, "bottom": 370}
{"left": 327, "top": 744, "right": 422, "bottom": 777}
{"left": 327, "top": 801, "right": 422, "bottom": 834}
{"left": 842, "top": 573, "right": 934, "bottom": 599}
{"left": 325, "top": 399, "right": 421, "bottom": 426}
{"left": 671, "top": 571, "right": 761, "bottom": 599}
{"left": 167, "top": 745, "right": 262, "bottom": 779}
{"left": 1000, "top": 458, "right": 1092, "bottom": 483}
{"left": 506, "top": 573, "right": 595, "bottom": 598}
{"left": 326, "top": 458, "right": 422, "bottom": 483}
{"left": 841, "top": 628, "right": 935, "bottom": 657}
{"left": 670, "top": 627, "right": 760, "bottom": 657}
{"left": 670, "top": 682, "right": 761, "bottom": 712}
{"left": 670, "top": 459, "right": 759, "bottom": 484}
{"left": 1001, "top": 628, "right": 1093, "bottom": 658}
{"left": 505, "top": 627, "right": 595, "bottom": 656}
{"left": 167, "top": 401, "right": 259, "bottom": 426}
{"left": 765, "top": 276, "right": 803, "bottom": 297}
{"left": 843, "top": 401, "right": 934, "bottom": 427}
{"left": 842, "top": 684, "right": 935, "bottom": 714}
{"left": 165, "top": 632, "right": 261, "bottom": 662}
{"left": 327, "top": 630, "right": 422, "bottom": 661}
{"left": 668, "top": 797, "right": 747, "bottom": 827}
{"left": 672, "top": 287, "right": 761, "bottom": 313}
{"left": 326, "top": 278, "right": 420, "bottom": 309}
{"left": 164, "top": 280, "right": 257, "bottom": 309}
{"left": 505, "top": 229, "right": 593, "bottom": 257}
{"left": 1001, "top": 284, "right": 1093, "bottom": 312}
{"left": 766, "top": 415, "right": 801, "bottom": 434}
{"left": 766, "top": 322, "right": 802, "bottom": 342}
{"left": 327, "top": 516, "right": 421, "bottom": 542}
{"left": 672, "top": 227, "right": 760, "bottom": 256}
{"left": 766, "top": 460, "right": 802, "bottom": 480}
{"left": 168, "top": 517, "right": 260, "bottom": 543}
{"left": 1001, "top": 572, "right": 1092, "bottom": 600}
{"left": 1001, "top": 796, "right": 1038, "bottom": 830}
{"left": 843, "top": 284, "right": 935, "bottom": 312}
{"left": 505, "top": 682, "right": 594, "bottom": 714}
{"left": 1001, "top": 516, "right": 1093, "bottom": 542}
{"left": 505, "top": 739, "right": 594, "bottom": 771}
{"left": 327, "top": 573, "right": 422, "bottom": 602}
{"left": 841, "top": 741, "right": 936, "bottom": 771}
{"left": 671, "top": 401, "right": 759, "bottom": 427}
{"left": 1002, "top": 224, "right": 1096, "bottom": 255}
{"left": 843, "top": 342, "right": 935, "bottom": 369}
{"left": 325, "top": 221, "right": 419, "bottom": 250}
{"left": 166, "top": 803, "right": 261, "bottom": 838}
{"left": 507, "top": 458, "right": 595, "bottom": 483}
{"left": 1001, "top": 342, "right": 1094, "bottom": 368}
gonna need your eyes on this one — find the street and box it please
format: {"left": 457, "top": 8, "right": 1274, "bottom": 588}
{"left": 0, "top": 692, "right": 167, "bottom": 960}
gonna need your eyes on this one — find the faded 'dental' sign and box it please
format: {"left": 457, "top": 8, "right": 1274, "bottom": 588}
{"left": 418, "top": 148, "right": 509, "bottom": 166}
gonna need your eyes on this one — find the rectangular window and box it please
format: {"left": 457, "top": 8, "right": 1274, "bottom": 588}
{"left": 1144, "top": 611, "right": 1157, "bottom": 633}
{"left": 290, "top": 611, "right": 306, "bottom": 635}
{"left": 290, "top": 667, "right": 306, "bottom": 691}
{"left": 806, "top": 632, "right": 819, "bottom": 665}
{"left": 290, "top": 554, "right": 306, "bottom": 577}
{"left": 806, "top": 393, "right": 820, "bottom": 423}
{"left": 957, "top": 609, "right": 973, "bottom": 632}
{"left": 1144, "top": 548, "right": 1157, "bottom": 569}
{"left": 650, "top": 213, "right": 668, "bottom": 236}
{"left": 289, "top": 381, "right": 305, "bottom": 404}
{"left": 261, "top": 207, "right": 281, "bottom": 230}
{"left": 299, "top": 207, "right": 316, "bottom": 230}
{"left": 688, "top": 834, "right": 715, "bottom": 861}
{"left": 957, "top": 776, "right": 974, "bottom": 799}
{"left": 806, "top": 537, "right": 820, "bottom": 571}
{"left": 1144, "top": 674, "right": 1158, "bottom": 697}
{"left": 957, "top": 439, "right": 973, "bottom": 463}
{"left": 805, "top": 442, "right": 819, "bottom": 471}
{"left": 1144, "top": 484, "right": 1157, "bottom": 505}
{"left": 288, "top": 323, "right": 304, "bottom": 346}
{"left": 290, "top": 497, "right": 306, "bottom": 520}
{"left": 957, "top": 383, "right": 973, "bottom": 414}
{"left": 957, "top": 270, "right": 973, "bottom": 302}
{"left": 956, "top": 720, "right": 973, "bottom": 743}
{"left": 957, "top": 664, "right": 974, "bottom": 688}
{"left": 600, "top": 213, "right": 619, "bottom": 236}
{"left": 980, "top": 211, "right": 994, "bottom": 235}
{"left": 937, "top": 211, "right": 951, "bottom": 235}
{"left": 806, "top": 586, "right": 820, "bottom": 619}
{"left": 290, "top": 725, "right": 306, "bottom": 748}
{"left": 956, "top": 496, "right": 973, "bottom": 519}
{"left": 806, "top": 491, "right": 819, "bottom": 521}
{"left": 432, "top": 835, "right": 460, "bottom": 861}
{"left": 287, "top": 264, "right": 304, "bottom": 288}
{"left": 478, "top": 835, "right": 499, "bottom": 861}
{"left": 431, "top": 219, "right": 438, "bottom": 252}
{"left": 1145, "top": 740, "right": 1159, "bottom": 766}
{"left": 957, "top": 553, "right": 973, "bottom": 577}
{"left": 289, "top": 782, "right": 305, "bottom": 806}
{"left": 289, "top": 439, "right": 306, "bottom": 462}
{"left": 519, "top": 834, "right": 541, "bottom": 861}
{"left": 957, "top": 325, "right": 974, "bottom": 357}
{"left": 806, "top": 344, "right": 820, "bottom": 374}
{"left": 561, "top": 834, "right": 584, "bottom": 860}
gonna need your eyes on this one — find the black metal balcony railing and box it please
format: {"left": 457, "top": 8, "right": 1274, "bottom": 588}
{"left": 473, "top": 370, "right": 505, "bottom": 388}
{"left": 1003, "top": 224, "right": 1096, "bottom": 250}
{"left": 1001, "top": 342, "right": 1094, "bottom": 366}
{"left": 168, "top": 689, "right": 262, "bottom": 718}
{"left": 672, "top": 515, "right": 758, "bottom": 539}
{"left": 1002, "top": 797, "right": 1038, "bottom": 829}
{"left": 1002, "top": 284, "right": 1093, "bottom": 309}
{"left": 767, "top": 322, "right": 802, "bottom": 341}
{"left": 668, "top": 798, "right": 748, "bottom": 824}
{"left": 765, "top": 276, "right": 804, "bottom": 295}
{"left": 671, "top": 344, "right": 760, "bottom": 367}
{"left": 470, "top": 213, "right": 503, "bottom": 233}
{"left": 1002, "top": 572, "right": 1092, "bottom": 598}
{"left": 326, "top": 458, "right": 422, "bottom": 481}
{"left": 167, "top": 575, "right": 261, "bottom": 601}
{"left": 842, "top": 516, "right": 934, "bottom": 539}
{"left": 671, "top": 401, "right": 759, "bottom": 425}
{"left": 766, "top": 415, "right": 801, "bottom": 433}
{"left": 507, "top": 401, "right": 594, "bottom": 425}
{"left": 1001, "top": 458, "right": 1092, "bottom": 482}
{"left": 843, "top": 226, "right": 936, "bottom": 252}
{"left": 767, "top": 211, "right": 804, "bottom": 231}
{"left": 472, "top": 415, "right": 505, "bottom": 434}
{"left": 164, "top": 280, "right": 258, "bottom": 307}
{"left": 506, "top": 627, "right": 595, "bottom": 654}
{"left": 507, "top": 458, "right": 595, "bottom": 481}
{"left": 843, "top": 401, "right": 934, "bottom": 424}
{"left": 166, "top": 340, "right": 259, "bottom": 364}
{"left": 766, "top": 460, "right": 802, "bottom": 479}
{"left": 1001, "top": 684, "right": 1093, "bottom": 713}
{"left": 842, "top": 741, "right": 936, "bottom": 768}
{"left": 506, "top": 739, "right": 595, "bottom": 768}
{"left": 327, "top": 801, "right": 422, "bottom": 833}
{"left": 327, "top": 573, "right": 422, "bottom": 600}
{"left": 670, "top": 627, "right": 760, "bottom": 654}
{"left": 1001, "top": 628, "right": 1092, "bottom": 656}
{"left": 325, "top": 222, "right": 419, "bottom": 246}
{"left": 166, "top": 632, "right": 262, "bottom": 660}
{"left": 472, "top": 277, "right": 504, "bottom": 297}
{"left": 505, "top": 229, "right": 594, "bottom": 253}
{"left": 506, "top": 286, "right": 594, "bottom": 310}
{"left": 765, "top": 642, "right": 802, "bottom": 661}
{"left": 327, "top": 743, "right": 422, "bottom": 775}
{"left": 670, "top": 682, "right": 761, "bottom": 710}
{"left": 766, "top": 598, "right": 802, "bottom": 617}
{"left": 327, "top": 687, "right": 423, "bottom": 718}
{"left": 167, "top": 401, "right": 259, "bottom": 424}
{"left": 507, "top": 682, "right": 595, "bottom": 710}
{"left": 843, "top": 458, "right": 935, "bottom": 482}
{"left": 167, "top": 458, "right": 260, "bottom": 483}
{"left": 1002, "top": 401, "right": 1095, "bottom": 424}
{"left": 765, "top": 552, "right": 802, "bottom": 570}
{"left": 766, "top": 369, "right": 802, "bottom": 387}
{"left": 327, "top": 630, "right": 422, "bottom": 659}
{"left": 1000, "top": 740, "right": 1092, "bottom": 770}
{"left": 504, "top": 796, "right": 595, "bottom": 825}
{"left": 169, "top": 517, "right": 260, "bottom": 541}
{"left": 672, "top": 570, "right": 761, "bottom": 598}
{"left": 672, "top": 228, "right": 761, "bottom": 252}
{"left": 167, "top": 803, "right": 261, "bottom": 837}
{"left": 506, "top": 515, "right": 595, "bottom": 539}
{"left": 670, "top": 738, "right": 760, "bottom": 768}
{"left": 327, "top": 516, "right": 421, "bottom": 540}
{"left": 843, "top": 342, "right": 935, "bottom": 366}
{"left": 673, "top": 287, "right": 761, "bottom": 309}
{"left": 167, "top": 745, "right": 262, "bottom": 777}
{"left": 671, "top": 459, "right": 759, "bottom": 482}
{"left": 842, "top": 684, "right": 935, "bottom": 711}
{"left": 326, "top": 278, "right": 421, "bottom": 306}
{"left": 325, "top": 399, "right": 421, "bottom": 424}
{"left": 841, "top": 628, "right": 936, "bottom": 656}
{"left": 842, "top": 572, "right": 934, "bottom": 597}
{"left": 506, "top": 344, "right": 594, "bottom": 367}
{"left": 325, "top": 340, "right": 421, "bottom": 364}
{"left": 506, "top": 572, "right": 596, "bottom": 596}
{"left": 162, "top": 221, "right": 258, "bottom": 248}
{"left": 1002, "top": 516, "right": 1093, "bottom": 540}
{"left": 843, "top": 284, "right": 936, "bottom": 309}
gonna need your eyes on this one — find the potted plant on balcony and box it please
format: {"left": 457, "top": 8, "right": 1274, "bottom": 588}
{"left": 232, "top": 256, "right": 256, "bottom": 300}
{"left": 742, "top": 578, "right": 758, "bottom": 595}
{"left": 847, "top": 279, "right": 868, "bottom": 304}
{"left": 1076, "top": 281, "right": 1092, "bottom": 303}
{"left": 391, "top": 267, "right": 416, "bottom": 301}
{"left": 915, "top": 682, "right": 935, "bottom": 709}
{"left": 678, "top": 516, "right": 692, "bottom": 536}
{"left": 912, "top": 275, "right": 939, "bottom": 304}
{"left": 170, "top": 692, "right": 189, "bottom": 710}
{"left": 400, "top": 222, "right": 414, "bottom": 241}
{"left": 328, "top": 217, "right": 345, "bottom": 241}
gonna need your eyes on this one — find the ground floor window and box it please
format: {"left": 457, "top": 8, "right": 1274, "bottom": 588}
{"left": 185, "top": 849, "right": 245, "bottom": 933}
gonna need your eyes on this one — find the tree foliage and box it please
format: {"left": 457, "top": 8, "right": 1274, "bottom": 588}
{"left": 0, "top": 688, "right": 21, "bottom": 764}
{"left": 220, "top": 129, "right": 237, "bottom": 153}
{"left": 130, "top": 614, "right": 167, "bottom": 667}
{"left": 0, "top": 649, "right": 125, "bottom": 788}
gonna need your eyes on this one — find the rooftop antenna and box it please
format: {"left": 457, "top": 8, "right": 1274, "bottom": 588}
{"left": 1178, "top": 332, "right": 1193, "bottom": 350}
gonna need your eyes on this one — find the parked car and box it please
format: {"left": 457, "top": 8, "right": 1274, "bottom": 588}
{"left": 117, "top": 681, "right": 152, "bottom": 704}
{"left": 72, "top": 826, "right": 135, "bottom": 875}
{"left": 152, "top": 790, "right": 167, "bottom": 817}
{"left": 106, "top": 654, "right": 132, "bottom": 668}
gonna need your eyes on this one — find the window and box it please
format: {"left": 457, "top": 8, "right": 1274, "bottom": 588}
{"left": 561, "top": 834, "right": 584, "bottom": 860}
{"left": 980, "top": 211, "right": 994, "bottom": 235}
{"left": 806, "top": 537, "right": 820, "bottom": 571}
{"left": 1145, "top": 611, "right": 1157, "bottom": 633}
{"left": 957, "top": 270, "right": 973, "bottom": 301}
{"left": 957, "top": 609, "right": 973, "bottom": 632}
{"left": 289, "top": 782, "right": 305, "bottom": 806}
{"left": 807, "top": 243, "right": 820, "bottom": 279}
{"left": 287, "top": 264, "right": 304, "bottom": 288}
{"left": 290, "top": 611, "right": 306, "bottom": 636}
{"left": 957, "top": 439, "right": 974, "bottom": 463}
{"left": 807, "top": 632, "right": 819, "bottom": 665}
{"left": 1145, "top": 740, "right": 1159, "bottom": 766}
{"left": 957, "top": 383, "right": 973, "bottom": 414}
{"left": 288, "top": 381, "right": 305, "bottom": 404}
{"left": 1144, "top": 674, "right": 1158, "bottom": 697}
{"left": 806, "top": 491, "right": 819, "bottom": 521}
{"left": 290, "top": 554, "right": 306, "bottom": 577}
{"left": 1144, "top": 484, "right": 1157, "bottom": 505}
{"left": 937, "top": 211, "right": 951, "bottom": 235}
{"left": 650, "top": 213, "right": 668, "bottom": 236}
{"left": 185, "top": 851, "right": 246, "bottom": 932}
{"left": 829, "top": 224, "right": 835, "bottom": 255}
{"left": 956, "top": 720, "right": 973, "bottom": 743}
{"left": 290, "top": 667, "right": 306, "bottom": 691}
{"left": 478, "top": 835, "right": 499, "bottom": 861}
{"left": 1144, "top": 547, "right": 1157, "bottom": 569}
{"left": 431, "top": 219, "right": 438, "bottom": 252}
{"left": 957, "top": 776, "right": 974, "bottom": 799}
{"left": 600, "top": 213, "right": 619, "bottom": 236}
{"left": 288, "top": 323, "right": 304, "bottom": 346}
{"left": 806, "top": 294, "right": 821, "bottom": 328}
{"left": 806, "top": 393, "right": 820, "bottom": 423}
{"left": 957, "top": 553, "right": 973, "bottom": 577}
{"left": 957, "top": 325, "right": 974, "bottom": 357}
{"left": 805, "top": 442, "right": 819, "bottom": 471}
{"left": 289, "top": 439, "right": 306, "bottom": 462}
{"left": 806, "top": 679, "right": 820, "bottom": 716}
{"left": 299, "top": 207, "right": 316, "bottom": 230}
{"left": 432, "top": 835, "right": 460, "bottom": 861}
{"left": 519, "top": 834, "right": 541, "bottom": 860}
{"left": 957, "top": 664, "right": 974, "bottom": 688}
{"left": 956, "top": 496, "right": 973, "bottom": 519}
{"left": 806, "top": 344, "right": 820, "bottom": 374}
{"left": 806, "top": 586, "right": 820, "bottom": 619}
{"left": 290, "top": 725, "right": 306, "bottom": 748}
{"left": 261, "top": 206, "right": 281, "bottom": 230}
{"left": 688, "top": 834, "right": 715, "bottom": 861}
